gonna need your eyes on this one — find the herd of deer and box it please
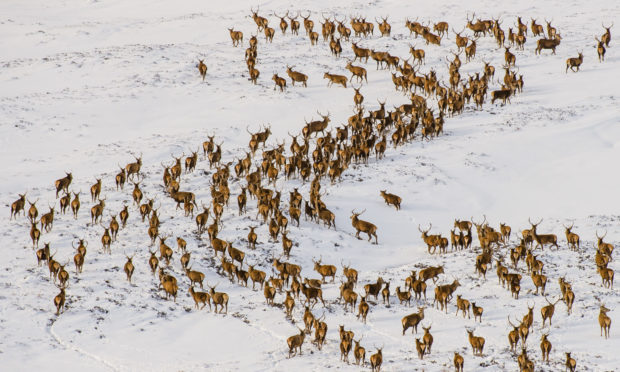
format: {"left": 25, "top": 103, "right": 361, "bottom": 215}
{"left": 7, "top": 7, "right": 616, "bottom": 372}
{"left": 214, "top": 8, "right": 613, "bottom": 118}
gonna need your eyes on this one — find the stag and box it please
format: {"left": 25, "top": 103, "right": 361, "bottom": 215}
{"left": 351, "top": 209, "right": 378, "bottom": 244}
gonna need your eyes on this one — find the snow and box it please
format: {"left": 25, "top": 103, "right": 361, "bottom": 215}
{"left": 1, "top": 0, "right": 619, "bottom": 371}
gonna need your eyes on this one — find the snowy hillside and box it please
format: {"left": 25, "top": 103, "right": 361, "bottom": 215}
{"left": 1, "top": 0, "right": 619, "bottom": 371}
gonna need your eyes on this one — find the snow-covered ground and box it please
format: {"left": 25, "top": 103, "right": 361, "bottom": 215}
{"left": 1, "top": 0, "right": 619, "bottom": 370}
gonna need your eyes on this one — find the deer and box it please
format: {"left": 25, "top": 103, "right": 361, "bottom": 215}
{"left": 351, "top": 209, "right": 378, "bottom": 244}
{"left": 341, "top": 261, "right": 358, "bottom": 287}
{"left": 340, "top": 282, "right": 358, "bottom": 312}
{"left": 35, "top": 242, "right": 50, "bottom": 267}
{"left": 402, "top": 307, "right": 425, "bottom": 335}
{"left": 323, "top": 72, "right": 347, "bottom": 88}
{"left": 54, "top": 172, "right": 73, "bottom": 198}
{"left": 559, "top": 277, "right": 575, "bottom": 314}
{"left": 517, "top": 348, "right": 534, "bottom": 371}
{"left": 113, "top": 164, "right": 126, "bottom": 191}
{"left": 535, "top": 33, "right": 562, "bottom": 54}
{"left": 158, "top": 236, "right": 173, "bottom": 265}
{"left": 340, "top": 335, "right": 352, "bottom": 363}
{"left": 313, "top": 257, "right": 337, "bottom": 282}
{"left": 381, "top": 282, "right": 390, "bottom": 306}
{"left": 455, "top": 295, "right": 471, "bottom": 319}
{"left": 234, "top": 266, "right": 249, "bottom": 287}
{"left": 125, "top": 153, "right": 142, "bottom": 179}
{"left": 472, "top": 302, "right": 484, "bottom": 322}
{"left": 124, "top": 253, "right": 135, "bottom": 283}
{"left": 287, "top": 327, "right": 305, "bottom": 358}
{"left": 434, "top": 279, "right": 460, "bottom": 312}
{"left": 419, "top": 224, "right": 441, "bottom": 254}
{"left": 499, "top": 223, "right": 511, "bottom": 243}
{"left": 507, "top": 316, "right": 521, "bottom": 352}
{"left": 545, "top": 18, "right": 557, "bottom": 38}
{"left": 184, "top": 149, "right": 199, "bottom": 173}
{"left": 48, "top": 250, "right": 61, "bottom": 281}
{"left": 180, "top": 251, "right": 190, "bottom": 270}
{"left": 56, "top": 261, "right": 70, "bottom": 287}
{"left": 188, "top": 286, "right": 210, "bottom": 311}
{"left": 376, "top": 16, "right": 391, "bottom": 36}
{"left": 228, "top": 28, "right": 243, "bottom": 46}
{"left": 186, "top": 266, "right": 205, "bottom": 289}
{"left": 453, "top": 218, "right": 472, "bottom": 232}
{"left": 415, "top": 338, "right": 427, "bottom": 359}
{"left": 601, "top": 22, "right": 613, "bottom": 47}
{"left": 300, "top": 11, "right": 314, "bottom": 35}
{"left": 54, "top": 283, "right": 67, "bottom": 315}
{"left": 263, "top": 282, "right": 277, "bottom": 305}
{"left": 433, "top": 20, "right": 448, "bottom": 37}
{"left": 159, "top": 269, "right": 178, "bottom": 301}
{"left": 353, "top": 338, "right": 365, "bottom": 365}
{"left": 452, "top": 28, "right": 469, "bottom": 51}
{"left": 227, "top": 243, "right": 245, "bottom": 268}
{"left": 563, "top": 223, "right": 580, "bottom": 250}
{"left": 286, "top": 65, "right": 308, "bottom": 87}
{"left": 272, "top": 74, "right": 286, "bottom": 91}
{"left": 422, "top": 28, "right": 441, "bottom": 45}
{"left": 148, "top": 250, "right": 158, "bottom": 275}
{"left": 311, "top": 315, "right": 327, "bottom": 350}
{"left": 250, "top": 6, "right": 268, "bottom": 31}
{"left": 465, "top": 38, "right": 478, "bottom": 62}
{"left": 598, "top": 266, "right": 614, "bottom": 289}
{"left": 301, "top": 283, "right": 325, "bottom": 308}
{"left": 369, "top": 346, "right": 383, "bottom": 372}
{"left": 596, "top": 36, "right": 606, "bottom": 62}
{"left": 531, "top": 271, "right": 548, "bottom": 295}
{"left": 541, "top": 296, "right": 561, "bottom": 327}
{"left": 419, "top": 265, "right": 444, "bottom": 283}
{"left": 504, "top": 46, "right": 516, "bottom": 67}
{"left": 130, "top": 174, "right": 144, "bottom": 206}
{"left": 596, "top": 230, "right": 614, "bottom": 257}
{"left": 566, "top": 51, "right": 584, "bottom": 73}
{"left": 395, "top": 286, "right": 412, "bottom": 306}
{"left": 27, "top": 199, "right": 39, "bottom": 223}
{"left": 409, "top": 44, "right": 426, "bottom": 65}
{"left": 346, "top": 61, "right": 367, "bottom": 83}
{"left": 283, "top": 290, "right": 295, "bottom": 317}
{"left": 540, "top": 333, "right": 552, "bottom": 363}
{"left": 70, "top": 193, "right": 81, "bottom": 219}
{"left": 40, "top": 204, "right": 55, "bottom": 233}
{"left": 357, "top": 296, "right": 370, "bottom": 323}
{"left": 208, "top": 283, "right": 229, "bottom": 314}
{"left": 466, "top": 13, "right": 488, "bottom": 37}
{"left": 247, "top": 264, "right": 266, "bottom": 290}
{"left": 454, "top": 352, "right": 464, "bottom": 372}
{"left": 59, "top": 192, "right": 71, "bottom": 215}
{"left": 88, "top": 197, "right": 105, "bottom": 225}
{"left": 565, "top": 352, "right": 576, "bottom": 372}
{"left": 466, "top": 328, "right": 485, "bottom": 356}
{"left": 364, "top": 277, "right": 385, "bottom": 301}
{"left": 248, "top": 66, "right": 260, "bottom": 85}
{"left": 263, "top": 25, "right": 275, "bottom": 42}
{"left": 598, "top": 304, "right": 612, "bottom": 338}
{"left": 194, "top": 204, "right": 209, "bottom": 234}
{"left": 73, "top": 246, "right": 84, "bottom": 275}
{"left": 351, "top": 86, "right": 364, "bottom": 108}
{"left": 529, "top": 218, "right": 559, "bottom": 250}
{"left": 10, "top": 193, "right": 26, "bottom": 219}
{"left": 302, "top": 305, "right": 316, "bottom": 335}
{"left": 273, "top": 12, "right": 288, "bottom": 34}
{"left": 379, "top": 190, "right": 401, "bottom": 210}
{"left": 421, "top": 324, "right": 433, "bottom": 354}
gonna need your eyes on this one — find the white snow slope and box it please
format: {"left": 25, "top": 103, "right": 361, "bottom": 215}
{"left": 1, "top": 0, "right": 619, "bottom": 371}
